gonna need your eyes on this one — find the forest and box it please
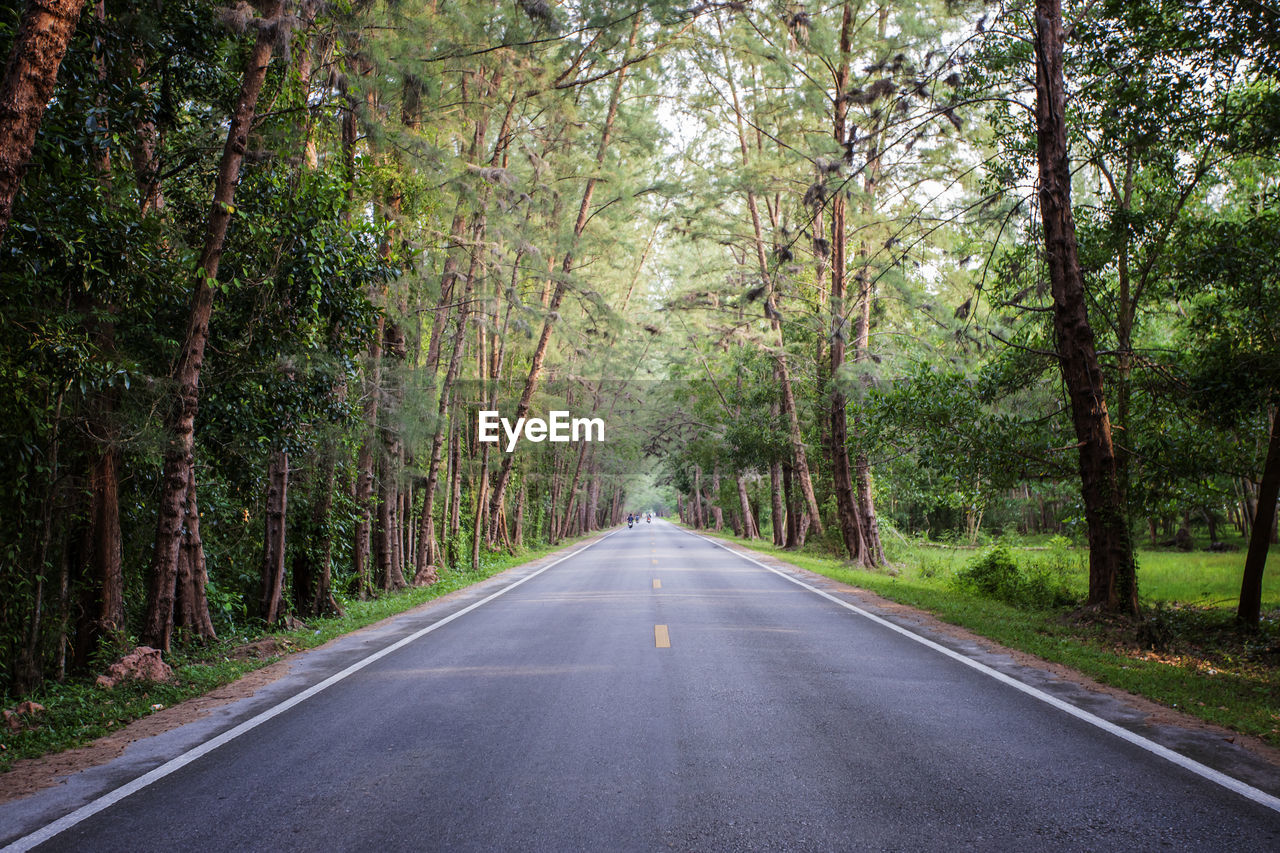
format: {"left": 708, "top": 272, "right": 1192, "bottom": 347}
{"left": 0, "top": 0, "right": 1277, "bottom": 705}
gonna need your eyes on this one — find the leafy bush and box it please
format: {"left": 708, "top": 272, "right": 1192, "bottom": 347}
{"left": 953, "top": 544, "right": 1075, "bottom": 610}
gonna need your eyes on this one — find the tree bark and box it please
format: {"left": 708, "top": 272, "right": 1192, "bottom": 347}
{"left": 710, "top": 467, "right": 724, "bottom": 531}
{"left": 514, "top": 483, "right": 526, "bottom": 548}
{"left": 825, "top": 0, "right": 872, "bottom": 566}
{"left": 142, "top": 2, "right": 282, "bottom": 651}
{"left": 293, "top": 452, "right": 343, "bottom": 618}
{"left": 472, "top": 440, "right": 490, "bottom": 572}
{"left": 415, "top": 225, "right": 478, "bottom": 581}
{"left": 84, "top": 445, "right": 123, "bottom": 636}
{"left": 720, "top": 43, "right": 822, "bottom": 539}
{"left": 173, "top": 470, "right": 216, "bottom": 639}
{"left": 0, "top": 0, "right": 85, "bottom": 240}
{"left": 1034, "top": 0, "right": 1137, "bottom": 614}
{"left": 737, "top": 475, "right": 758, "bottom": 540}
{"left": 352, "top": 314, "right": 384, "bottom": 598}
{"left": 783, "top": 462, "right": 799, "bottom": 548}
{"left": 1238, "top": 408, "right": 1279, "bottom": 625}
{"left": 259, "top": 451, "right": 289, "bottom": 625}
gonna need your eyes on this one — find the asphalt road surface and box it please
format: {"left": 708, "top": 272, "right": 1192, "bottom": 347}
{"left": 4, "top": 519, "right": 1280, "bottom": 851}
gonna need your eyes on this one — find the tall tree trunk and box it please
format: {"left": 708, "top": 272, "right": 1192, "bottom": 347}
{"left": 375, "top": 450, "right": 407, "bottom": 592}
{"left": 710, "top": 467, "right": 725, "bottom": 531}
{"left": 84, "top": 445, "right": 123, "bottom": 637}
{"left": 142, "top": 3, "right": 282, "bottom": 651}
{"left": 172, "top": 469, "right": 215, "bottom": 639}
{"left": 488, "top": 15, "right": 640, "bottom": 530}
{"left": 514, "top": 482, "right": 526, "bottom": 548}
{"left": 352, "top": 315, "right": 384, "bottom": 599}
{"left": 720, "top": 42, "right": 822, "bottom": 538}
{"left": 472, "top": 441, "right": 490, "bottom": 572}
{"left": 557, "top": 435, "right": 594, "bottom": 542}
{"left": 415, "top": 229, "right": 479, "bottom": 581}
{"left": 74, "top": 312, "right": 124, "bottom": 660}
{"left": 259, "top": 451, "right": 289, "bottom": 625}
{"left": 826, "top": 0, "right": 869, "bottom": 566}
{"left": 447, "top": 413, "right": 463, "bottom": 556}
{"left": 849, "top": 9, "right": 889, "bottom": 568}
{"left": 1034, "top": 0, "right": 1137, "bottom": 615}
{"left": 131, "top": 54, "right": 164, "bottom": 214}
{"left": 374, "top": 317, "right": 407, "bottom": 592}
{"left": 294, "top": 451, "right": 343, "bottom": 618}
{"left": 783, "top": 462, "right": 800, "bottom": 548}
{"left": 1238, "top": 407, "right": 1279, "bottom": 625}
{"left": 0, "top": 0, "right": 85, "bottom": 240}
{"left": 737, "top": 475, "right": 757, "bottom": 540}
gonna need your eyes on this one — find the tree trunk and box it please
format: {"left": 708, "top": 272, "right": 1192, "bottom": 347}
{"left": 75, "top": 445, "right": 123, "bottom": 662}
{"left": 142, "top": 3, "right": 282, "bottom": 651}
{"left": 721, "top": 52, "right": 821, "bottom": 540}
{"left": 825, "top": 0, "right": 871, "bottom": 566}
{"left": 1238, "top": 408, "right": 1279, "bottom": 625}
{"left": 294, "top": 452, "right": 343, "bottom": 618}
{"left": 850, "top": 12, "right": 887, "bottom": 568}
{"left": 352, "top": 315, "right": 384, "bottom": 598}
{"left": 472, "top": 441, "right": 490, "bottom": 572}
{"left": 0, "top": 0, "right": 85, "bottom": 240}
{"left": 488, "top": 15, "right": 640, "bottom": 530}
{"left": 737, "top": 475, "right": 758, "bottom": 540}
{"left": 375, "top": 450, "right": 407, "bottom": 592}
{"left": 514, "top": 483, "right": 526, "bottom": 548}
{"left": 448, "top": 414, "right": 463, "bottom": 551}
{"left": 828, "top": 184, "right": 865, "bottom": 563}
{"left": 415, "top": 227, "right": 479, "bottom": 581}
{"left": 131, "top": 54, "right": 164, "bottom": 214}
{"left": 783, "top": 462, "right": 799, "bottom": 548}
{"left": 1034, "top": 0, "right": 1137, "bottom": 615}
{"left": 172, "top": 468, "right": 216, "bottom": 639}
{"left": 696, "top": 468, "right": 708, "bottom": 529}
{"left": 259, "top": 451, "right": 289, "bottom": 625}
{"left": 710, "top": 467, "right": 725, "bottom": 531}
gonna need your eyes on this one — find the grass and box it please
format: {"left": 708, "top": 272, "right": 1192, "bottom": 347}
{"left": 693, "top": 528, "right": 1280, "bottom": 748}
{"left": 1137, "top": 548, "right": 1280, "bottom": 608}
{"left": 1, "top": 537, "right": 589, "bottom": 772}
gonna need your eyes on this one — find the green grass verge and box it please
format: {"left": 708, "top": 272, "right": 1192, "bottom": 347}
{"left": 1, "top": 537, "right": 590, "bottom": 772}
{"left": 692, "top": 528, "right": 1280, "bottom": 748}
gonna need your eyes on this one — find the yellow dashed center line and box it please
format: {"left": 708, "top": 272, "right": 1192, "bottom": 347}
{"left": 654, "top": 625, "right": 670, "bottom": 648}
{"left": 652, "top": 578, "right": 661, "bottom": 589}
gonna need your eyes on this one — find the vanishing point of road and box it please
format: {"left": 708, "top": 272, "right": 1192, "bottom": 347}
{"left": 4, "top": 519, "right": 1279, "bottom": 851}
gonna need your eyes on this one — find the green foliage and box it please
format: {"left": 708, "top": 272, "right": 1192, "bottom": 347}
{"left": 952, "top": 543, "right": 1076, "bottom": 611}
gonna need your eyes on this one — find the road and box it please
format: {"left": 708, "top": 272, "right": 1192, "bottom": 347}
{"left": 4, "top": 519, "right": 1280, "bottom": 851}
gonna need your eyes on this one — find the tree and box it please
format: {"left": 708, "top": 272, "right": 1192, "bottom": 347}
{"left": 1032, "top": 0, "right": 1137, "bottom": 614}
{"left": 142, "top": 0, "right": 288, "bottom": 651}
{"left": 1176, "top": 207, "right": 1280, "bottom": 625}
{"left": 0, "top": 0, "right": 86, "bottom": 240}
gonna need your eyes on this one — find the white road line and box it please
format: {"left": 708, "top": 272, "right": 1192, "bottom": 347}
{"left": 685, "top": 528, "right": 1280, "bottom": 815}
{"left": 2, "top": 534, "right": 615, "bottom": 853}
